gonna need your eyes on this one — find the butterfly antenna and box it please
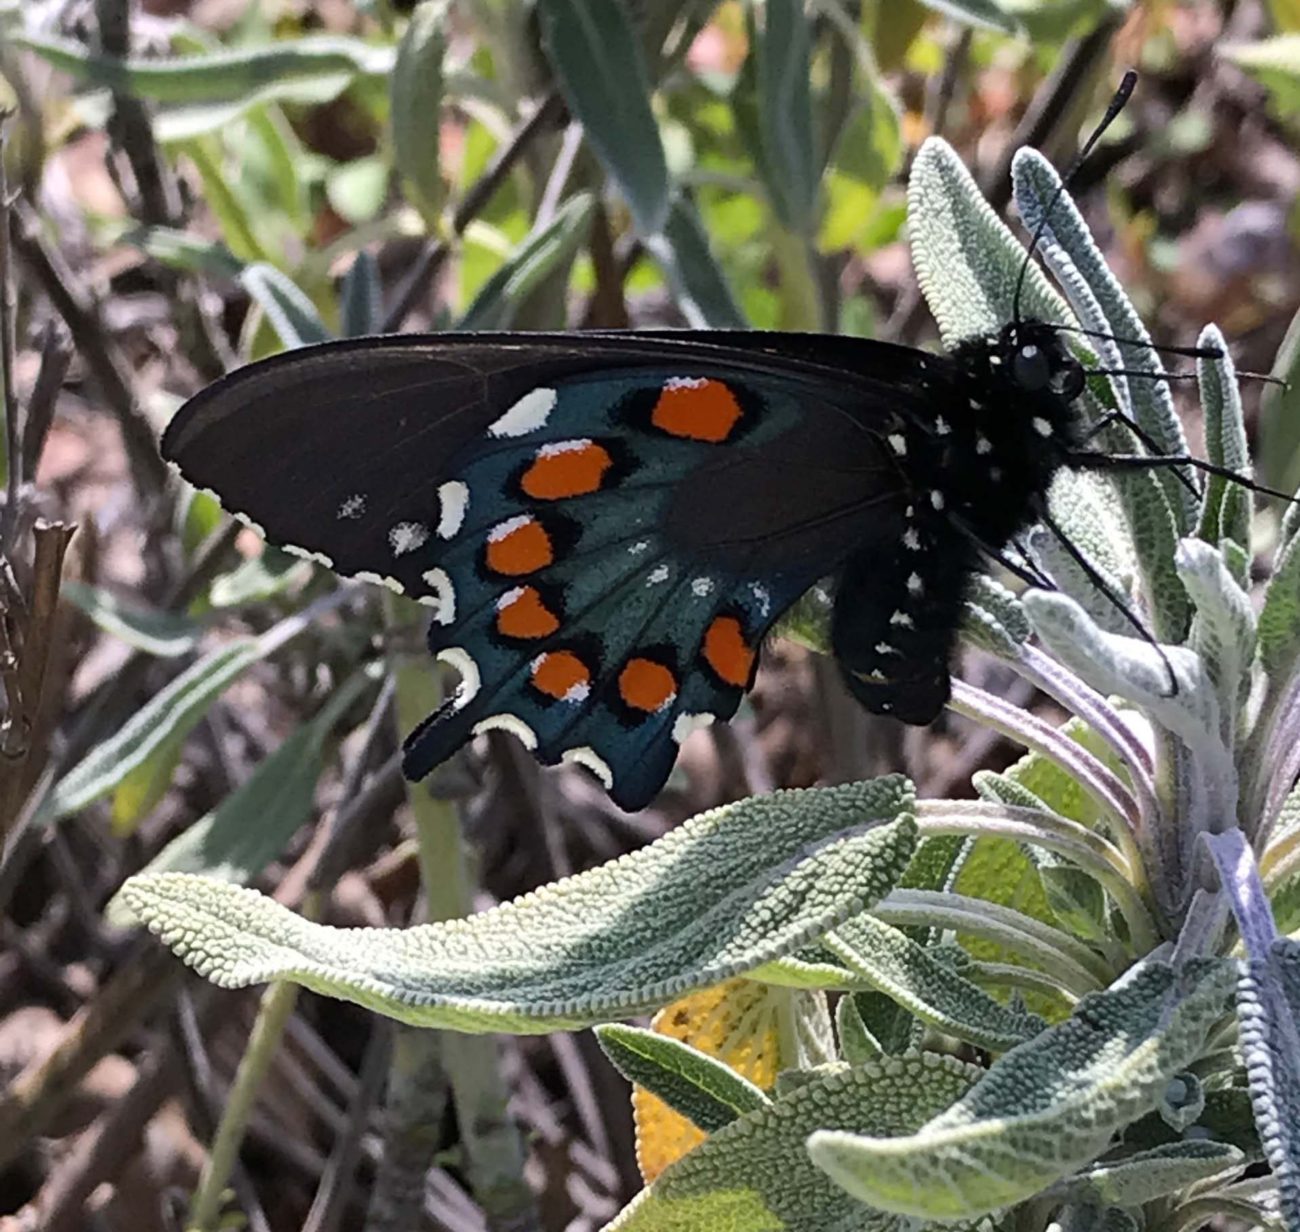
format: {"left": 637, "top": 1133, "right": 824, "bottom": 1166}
{"left": 1037, "top": 503, "right": 1179, "bottom": 698}
{"left": 1012, "top": 69, "right": 1138, "bottom": 326}
{"left": 1069, "top": 449, "right": 1299, "bottom": 505}
{"left": 1054, "top": 322, "right": 1223, "bottom": 361}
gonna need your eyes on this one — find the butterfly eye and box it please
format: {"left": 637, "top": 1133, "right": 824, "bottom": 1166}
{"left": 1013, "top": 344, "right": 1052, "bottom": 391}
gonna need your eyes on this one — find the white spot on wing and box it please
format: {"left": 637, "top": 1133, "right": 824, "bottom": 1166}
{"left": 437, "top": 481, "right": 468, "bottom": 539}
{"left": 903, "top": 528, "right": 921, "bottom": 551}
{"left": 908, "top": 572, "right": 923, "bottom": 595}
{"left": 672, "top": 711, "right": 715, "bottom": 744}
{"left": 890, "top": 610, "right": 914, "bottom": 628}
{"left": 691, "top": 576, "right": 714, "bottom": 597}
{"left": 389, "top": 521, "right": 429, "bottom": 556}
{"left": 930, "top": 490, "right": 945, "bottom": 510}
{"left": 562, "top": 746, "right": 613, "bottom": 788}
{"left": 538, "top": 437, "right": 594, "bottom": 458}
{"left": 489, "top": 387, "right": 556, "bottom": 438}
{"left": 283, "top": 543, "right": 335, "bottom": 568}
{"left": 934, "top": 416, "right": 950, "bottom": 436}
{"left": 629, "top": 540, "right": 650, "bottom": 555}
{"left": 338, "top": 493, "right": 365, "bottom": 520}
{"left": 975, "top": 435, "right": 992, "bottom": 455}
{"left": 356, "top": 570, "right": 405, "bottom": 594}
{"left": 489, "top": 514, "right": 531, "bottom": 542}
{"left": 473, "top": 713, "right": 539, "bottom": 750}
{"left": 888, "top": 433, "right": 907, "bottom": 456}
{"left": 437, "top": 647, "right": 480, "bottom": 706}
{"left": 421, "top": 567, "right": 455, "bottom": 623}
{"left": 875, "top": 642, "right": 896, "bottom": 656}
{"left": 647, "top": 564, "right": 670, "bottom": 586}
{"left": 665, "top": 376, "right": 708, "bottom": 390}
{"left": 751, "top": 584, "right": 772, "bottom": 616}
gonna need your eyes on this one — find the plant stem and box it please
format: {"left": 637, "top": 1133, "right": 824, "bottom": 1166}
{"left": 186, "top": 975, "right": 301, "bottom": 1231}
{"left": 874, "top": 888, "right": 1113, "bottom": 993}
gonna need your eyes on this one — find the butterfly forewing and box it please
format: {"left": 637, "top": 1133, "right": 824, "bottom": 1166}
{"left": 164, "top": 334, "right": 939, "bottom": 809}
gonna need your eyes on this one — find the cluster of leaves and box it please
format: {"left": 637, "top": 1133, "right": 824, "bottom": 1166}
{"left": 5, "top": 1, "right": 1300, "bottom": 1231}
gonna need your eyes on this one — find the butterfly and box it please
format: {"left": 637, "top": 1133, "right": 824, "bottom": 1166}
{"left": 161, "top": 320, "right": 1110, "bottom": 810}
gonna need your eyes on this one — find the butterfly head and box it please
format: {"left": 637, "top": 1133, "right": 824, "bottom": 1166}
{"left": 998, "top": 320, "right": 1086, "bottom": 402}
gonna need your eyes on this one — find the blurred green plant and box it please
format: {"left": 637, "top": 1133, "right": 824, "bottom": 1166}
{"left": 8, "top": 2, "right": 1300, "bottom": 1231}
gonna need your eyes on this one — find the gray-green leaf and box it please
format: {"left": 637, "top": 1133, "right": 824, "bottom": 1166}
{"left": 807, "top": 959, "right": 1236, "bottom": 1221}
{"left": 122, "top": 780, "right": 917, "bottom": 1033}
{"left": 604, "top": 1051, "right": 983, "bottom": 1232}
{"left": 537, "top": 0, "right": 670, "bottom": 236}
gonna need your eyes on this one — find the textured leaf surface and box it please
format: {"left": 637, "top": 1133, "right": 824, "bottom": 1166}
{"left": 605, "top": 1051, "right": 982, "bottom": 1232}
{"left": 1234, "top": 939, "right": 1300, "bottom": 1227}
{"left": 825, "top": 914, "right": 1045, "bottom": 1051}
{"left": 806, "top": 959, "right": 1236, "bottom": 1220}
{"left": 1196, "top": 325, "right": 1252, "bottom": 571}
{"left": 123, "top": 781, "right": 917, "bottom": 1032}
{"left": 538, "top": 0, "right": 670, "bottom": 236}
{"left": 1062, "top": 1141, "right": 1244, "bottom": 1206}
{"left": 239, "top": 263, "right": 331, "bottom": 347}
{"left": 909, "top": 137, "right": 1067, "bottom": 346}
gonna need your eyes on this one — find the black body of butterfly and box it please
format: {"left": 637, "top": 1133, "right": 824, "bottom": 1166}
{"left": 161, "top": 321, "right": 1094, "bottom": 810}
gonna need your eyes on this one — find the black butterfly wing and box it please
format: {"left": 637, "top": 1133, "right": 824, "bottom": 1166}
{"left": 162, "top": 332, "right": 954, "bottom": 809}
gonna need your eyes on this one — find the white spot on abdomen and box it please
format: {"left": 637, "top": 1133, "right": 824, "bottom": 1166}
{"left": 437, "top": 481, "right": 468, "bottom": 538}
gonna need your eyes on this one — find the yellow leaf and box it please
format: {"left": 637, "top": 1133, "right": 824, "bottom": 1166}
{"left": 632, "top": 978, "right": 784, "bottom": 1183}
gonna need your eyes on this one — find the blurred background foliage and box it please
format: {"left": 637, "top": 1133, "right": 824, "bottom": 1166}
{"left": 0, "top": 1, "right": 1299, "bottom": 1230}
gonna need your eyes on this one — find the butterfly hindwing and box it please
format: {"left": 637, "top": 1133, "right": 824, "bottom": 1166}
{"left": 164, "top": 335, "right": 917, "bottom": 810}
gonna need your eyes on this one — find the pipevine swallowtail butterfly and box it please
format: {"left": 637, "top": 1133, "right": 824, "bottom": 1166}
{"left": 161, "top": 74, "right": 1253, "bottom": 811}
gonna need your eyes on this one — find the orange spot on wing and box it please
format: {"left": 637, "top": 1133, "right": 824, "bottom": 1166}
{"left": 531, "top": 650, "right": 591, "bottom": 701}
{"left": 619, "top": 657, "right": 678, "bottom": 713}
{"left": 496, "top": 586, "right": 561, "bottom": 639}
{"left": 703, "top": 616, "right": 755, "bottom": 687}
{"left": 651, "top": 378, "right": 743, "bottom": 442}
{"left": 521, "top": 440, "right": 613, "bottom": 499}
{"left": 485, "top": 517, "right": 553, "bottom": 575}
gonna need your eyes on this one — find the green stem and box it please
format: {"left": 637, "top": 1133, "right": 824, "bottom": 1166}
{"left": 916, "top": 802, "right": 1160, "bottom": 955}
{"left": 873, "top": 889, "right": 1112, "bottom": 994}
{"left": 386, "top": 594, "right": 537, "bottom": 1228}
{"left": 186, "top": 962, "right": 302, "bottom": 1230}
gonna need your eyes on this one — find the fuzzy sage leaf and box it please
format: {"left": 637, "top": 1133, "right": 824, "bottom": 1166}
{"left": 122, "top": 780, "right": 917, "bottom": 1033}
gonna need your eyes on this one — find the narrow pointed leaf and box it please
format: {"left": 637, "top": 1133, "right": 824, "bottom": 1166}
{"left": 807, "top": 959, "right": 1236, "bottom": 1221}
{"left": 1196, "top": 325, "right": 1252, "bottom": 572}
{"left": 240, "top": 263, "right": 332, "bottom": 348}
{"left": 340, "top": 251, "right": 383, "bottom": 340}
{"left": 644, "top": 198, "right": 748, "bottom": 329}
{"left": 537, "top": 0, "right": 670, "bottom": 236}
{"left": 122, "top": 780, "right": 917, "bottom": 1033}
{"left": 391, "top": 1, "right": 447, "bottom": 228}
{"left": 458, "top": 193, "right": 595, "bottom": 330}
{"left": 604, "top": 1051, "right": 983, "bottom": 1232}
{"left": 751, "top": 0, "right": 818, "bottom": 234}
{"left": 909, "top": 137, "right": 1068, "bottom": 346}
{"left": 42, "top": 640, "right": 263, "bottom": 824}
{"left": 1063, "top": 1141, "right": 1245, "bottom": 1207}
{"left": 62, "top": 581, "right": 202, "bottom": 658}
{"left": 824, "top": 914, "right": 1045, "bottom": 1052}
{"left": 597, "top": 1022, "right": 769, "bottom": 1134}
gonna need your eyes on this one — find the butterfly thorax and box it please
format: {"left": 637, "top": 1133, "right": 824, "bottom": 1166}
{"left": 888, "top": 319, "right": 1087, "bottom": 549}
